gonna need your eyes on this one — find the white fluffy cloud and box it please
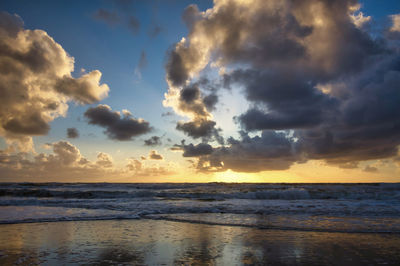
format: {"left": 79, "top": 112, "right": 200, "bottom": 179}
{"left": 0, "top": 12, "right": 109, "bottom": 151}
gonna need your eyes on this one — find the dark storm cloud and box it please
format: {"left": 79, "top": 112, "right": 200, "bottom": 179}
{"left": 165, "top": 49, "right": 188, "bottom": 88}
{"left": 144, "top": 136, "right": 162, "bottom": 146}
{"left": 197, "top": 131, "right": 298, "bottom": 173}
{"left": 182, "top": 143, "right": 213, "bottom": 157}
{"left": 67, "top": 128, "right": 79, "bottom": 139}
{"left": 203, "top": 94, "right": 218, "bottom": 112}
{"left": 180, "top": 85, "right": 200, "bottom": 103}
{"left": 171, "top": 140, "right": 214, "bottom": 157}
{"left": 226, "top": 69, "right": 338, "bottom": 130}
{"left": 177, "top": 83, "right": 219, "bottom": 119}
{"left": 295, "top": 57, "right": 400, "bottom": 164}
{"left": 167, "top": 81, "right": 221, "bottom": 141}
{"left": 176, "top": 119, "right": 224, "bottom": 144}
{"left": 176, "top": 119, "right": 215, "bottom": 138}
{"left": 3, "top": 112, "right": 50, "bottom": 135}
{"left": 163, "top": 0, "right": 400, "bottom": 172}
{"left": 84, "top": 105, "right": 152, "bottom": 141}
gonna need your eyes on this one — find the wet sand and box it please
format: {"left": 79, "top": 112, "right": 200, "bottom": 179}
{"left": 1, "top": 219, "right": 400, "bottom": 265}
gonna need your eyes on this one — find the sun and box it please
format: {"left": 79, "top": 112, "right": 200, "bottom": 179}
{"left": 213, "top": 170, "right": 264, "bottom": 183}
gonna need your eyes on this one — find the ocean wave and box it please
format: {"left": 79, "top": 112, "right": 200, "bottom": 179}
{"left": 1, "top": 185, "right": 400, "bottom": 201}
{"left": 1, "top": 208, "right": 400, "bottom": 234}
{"left": 1, "top": 183, "right": 400, "bottom": 226}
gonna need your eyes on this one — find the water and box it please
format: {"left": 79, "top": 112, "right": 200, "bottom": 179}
{"left": 2, "top": 220, "right": 400, "bottom": 265}
{"left": 1, "top": 183, "right": 400, "bottom": 232}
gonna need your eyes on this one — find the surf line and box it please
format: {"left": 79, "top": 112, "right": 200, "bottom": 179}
{"left": 142, "top": 215, "right": 400, "bottom": 235}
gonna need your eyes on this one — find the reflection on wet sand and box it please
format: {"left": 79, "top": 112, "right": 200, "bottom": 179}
{"left": 0, "top": 219, "right": 400, "bottom": 265}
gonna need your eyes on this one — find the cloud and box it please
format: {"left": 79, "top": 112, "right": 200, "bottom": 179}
{"left": 93, "top": 9, "right": 120, "bottom": 26}
{"left": 161, "top": 111, "right": 175, "bottom": 117}
{"left": 137, "top": 50, "right": 147, "bottom": 70}
{"left": 134, "top": 50, "right": 147, "bottom": 79}
{"left": 96, "top": 152, "right": 113, "bottom": 168}
{"left": 128, "top": 16, "right": 140, "bottom": 34}
{"left": 84, "top": 104, "right": 152, "bottom": 141}
{"left": 338, "top": 161, "right": 359, "bottom": 169}
{"left": 163, "top": 0, "right": 400, "bottom": 172}
{"left": 390, "top": 14, "right": 400, "bottom": 32}
{"left": 227, "top": 69, "right": 338, "bottom": 130}
{"left": 171, "top": 141, "right": 214, "bottom": 157}
{"left": 126, "top": 158, "right": 142, "bottom": 171}
{"left": 55, "top": 70, "right": 109, "bottom": 104}
{"left": 197, "top": 131, "right": 298, "bottom": 173}
{"left": 176, "top": 119, "right": 214, "bottom": 138}
{"left": 148, "top": 24, "right": 163, "bottom": 38}
{"left": 0, "top": 140, "right": 173, "bottom": 181}
{"left": 364, "top": 165, "right": 378, "bottom": 173}
{"left": 0, "top": 141, "right": 111, "bottom": 180}
{"left": 67, "top": 128, "right": 79, "bottom": 139}
{"left": 144, "top": 136, "right": 162, "bottom": 146}
{"left": 92, "top": 3, "right": 140, "bottom": 35}
{"left": 148, "top": 150, "right": 163, "bottom": 160}
{"left": 349, "top": 4, "right": 371, "bottom": 29}
{"left": 388, "top": 14, "right": 400, "bottom": 39}
{"left": 203, "top": 94, "right": 218, "bottom": 112}
{"left": 163, "top": 55, "right": 222, "bottom": 143}
{"left": 0, "top": 12, "right": 109, "bottom": 151}
{"left": 126, "top": 158, "right": 172, "bottom": 177}
{"left": 52, "top": 141, "right": 83, "bottom": 165}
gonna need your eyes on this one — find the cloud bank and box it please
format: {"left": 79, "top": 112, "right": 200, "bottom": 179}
{"left": 164, "top": 0, "right": 400, "bottom": 173}
{"left": 0, "top": 141, "right": 171, "bottom": 181}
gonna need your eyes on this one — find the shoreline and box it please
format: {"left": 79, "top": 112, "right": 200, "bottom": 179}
{"left": 0, "top": 213, "right": 400, "bottom": 236}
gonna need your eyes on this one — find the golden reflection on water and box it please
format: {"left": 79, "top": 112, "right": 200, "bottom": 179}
{"left": 0, "top": 219, "right": 400, "bottom": 265}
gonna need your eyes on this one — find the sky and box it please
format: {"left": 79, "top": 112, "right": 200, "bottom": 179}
{"left": 0, "top": 0, "right": 399, "bottom": 183}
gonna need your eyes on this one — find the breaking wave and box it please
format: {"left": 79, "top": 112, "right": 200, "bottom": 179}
{"left": 1, "top": 183, "right": 400, "bottom": 232}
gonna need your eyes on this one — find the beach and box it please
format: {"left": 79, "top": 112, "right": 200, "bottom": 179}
{"left": 1, "top": 183, "right": 400, "bottom": 265}
{"left": 1, "top": 219, "right": 400, "bottom": 265}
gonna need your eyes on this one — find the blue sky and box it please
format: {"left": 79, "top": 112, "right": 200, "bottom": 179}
{"left": 0, "top": 0, "right": 212, "bottom": 159}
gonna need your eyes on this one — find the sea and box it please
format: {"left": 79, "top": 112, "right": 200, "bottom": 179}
{"left": 1, "top": 182, "right": 400, "bottom": 233}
